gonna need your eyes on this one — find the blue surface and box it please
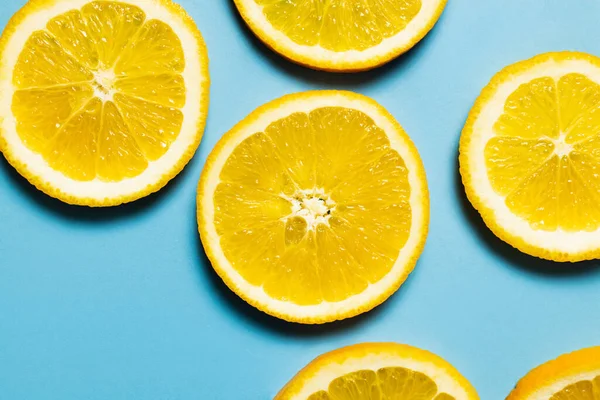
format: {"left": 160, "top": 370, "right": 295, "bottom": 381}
{"left": 2, "top": 1, "right": 600, "bottom": 399}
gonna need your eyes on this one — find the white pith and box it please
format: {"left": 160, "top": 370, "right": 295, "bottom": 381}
{"left": 0, "top": 0, "right": 208, "bottom": 201}
{"left": 200, "top": 92, "right": 428, "bottom": 320}
{"left": 289, "top": 353, "right": 472, "bottom": 399}
{"left": 235, "top": 0, "right": 444, "bottom": 68}
{"left": 465, "top": 57, "right": 600, "bottom": 254}
{"left": 526, "top": 369, "right": 600, "bottom": 399}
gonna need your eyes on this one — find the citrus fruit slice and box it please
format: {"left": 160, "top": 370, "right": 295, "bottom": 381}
{"left": 460, "top": 52, "right": 600, "bottom": 262}
{"left": 233, "top": 0, "right": 447, "bottom": 72}
{"left": 197, "top": 91, "right": 429, "bottom": 324}
{"left": 507, "top": 346, "right": 600, "bottom": 400}
{"left": 275, "top": 343, "right": 479, "bottom": 400}
{"left": 0, "top": 0, "right": 209, "bottom": 206}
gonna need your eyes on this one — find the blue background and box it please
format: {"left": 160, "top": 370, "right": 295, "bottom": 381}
{"left": 2, "top": 1, "right": 600, "bottom": 399}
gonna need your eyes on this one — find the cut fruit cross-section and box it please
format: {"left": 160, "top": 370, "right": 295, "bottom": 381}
{"left": 275, "top": 343, "right": 479, "bottom": 400}
{"left": 0, "top": 0, "right": 209, "bottom": 206}
{"left": 197, "top": 91, "right": 429, "bottom": 324}
{"left": 233, "top": 0, "right": 448, "bottom": 72}
{"left": 507, "top": 346, "right": 600, "bottom": 400}
{"left": 460, "top": 52, "right": 600, "bottom": 261}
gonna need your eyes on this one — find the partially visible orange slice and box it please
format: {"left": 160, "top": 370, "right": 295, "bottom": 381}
{"left": 507, "top": 346, "right": 600, "bottom": 400}
{"left": 461, "top": 52, "right": 600, "bottom": 261}
{"left": 276, "top": 343, "right": 479, "bottom": 399}
{"left": 233, "top": 0, "right": 447, "bottom": 72}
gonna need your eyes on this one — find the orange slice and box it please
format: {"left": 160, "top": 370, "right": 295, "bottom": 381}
{"left": 198, "top": 91, "right": 429, "bottom": 323}
{"left": 0, "top": 0, "right": 209, "bottom": 206}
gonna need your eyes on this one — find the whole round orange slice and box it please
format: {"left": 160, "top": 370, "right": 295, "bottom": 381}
{"left": 197, "top": 90, "right": 429, "bottom": 324}
{"left": 0, "top": 0, "right": 209, "bottom": 206}
{"left": 460, "top": 52, "right": 600, "bottom": 261}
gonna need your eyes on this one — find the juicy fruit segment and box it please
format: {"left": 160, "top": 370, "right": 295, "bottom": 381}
{"left": 12, "top": 31, "right": 93, "bottom": 87}
{"left": 12, "top": 83, "right": 94, "bottom": 154}
{"left": 485, "top": 73, "right": 600, "bottom": 231}
{"left": 551, "top": 376, "right": 600, "bottom": 400}
{"left": 277, "top": 344, "right": 477, "bottom": 400}
{"left": 306, "top": 367, "right": 455, "bottom": 400}
{"left": 255, "top": 0, "right": 422, "bottom": 51}
{"left": 10, "top": 1, "right": 186, "bottom": 182}
{"left": 507, "top": 347, "right": 600, "bottom": 400}
{"left": 45, "top": 97, "right": 103, "bottom": 181}
{"left": 214, "top": 107, "right": 412, "bottom": 306}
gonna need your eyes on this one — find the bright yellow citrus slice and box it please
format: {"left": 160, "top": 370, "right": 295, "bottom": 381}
{"left": 275, "top": 343, "right": 479, "bottom": 400}
{"left": 507, "top": 346, "right": 600, "bottom": 400}
{"left": 233, "top": 0, "right": 447, "bottom": 72}
{"left": 0, "top": 0, "right": 209, "bottom": 206}
{"left": 460, "top": 52, "right": 600, "bottom": 262}
{"left": 197, "top": 91, "right": 429, "bottom": 324}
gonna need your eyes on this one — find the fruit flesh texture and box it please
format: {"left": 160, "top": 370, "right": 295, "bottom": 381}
{"left": 11, "top": 1, "right": 186, "bottom": 181}
{"left": 306, "top": 367, "right": 456, "bottom": 400}
{"left": 550, "top": 375, "right": 600, "bottom": 400}
{"left": 485, "top": 73, "right": 600, "bottom": 231}
{"left": 254, "top": 0, "right": 422, "bottom": 52}
{"left": 214, "top": 107, "right": 412, "bottom": 305}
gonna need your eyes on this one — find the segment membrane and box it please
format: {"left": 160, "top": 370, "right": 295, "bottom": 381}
{"left": 114, "top": 74, "right": 186, "bottom": 108}
{"left": 12, "top": 84, "right": 94, "bottom": 153}
{"left": 113, "top": 93, "right": 184, "bottom": 160}
{"left": 550, "top": 375, "right": 600, "bottom": 400}
{"left": 45, "top": 97, "right": 102, "bottom": 181}
{"left": 505, "top": 156, "right": 560, "bottom": 232}
{"left": 493, "top": 77, "right": 559, "bottom": 140}
{"left": 486, "top": 73, "right": 600, "bottom": 231}
{"left": 484, "top": 137, "right": 555, "bottom": 196}
{"left": 256, "top": 0, "right": 422, "bottom": 52}
{"left": 96, "top": 101, "right": 148, "bottom": 181}
{"left": 306, "top": 367, "right": 455, "bottom": 400}
{"left": 214, "top": 107, "right": 412, "bottom": 305}
{"left": 559, "top": 74, "right": 600, "bottom": 143}
{"left": 13, "top": 30, "right": 93, "bottom": 88}
{"left": 47, "top": 10, "right": 100, "bottom": 69}
{"left": 81, "top": 1, "right": 146, "bottom": 70}
{"left": 115, "top": 19, "right": 185, "bottom": 76}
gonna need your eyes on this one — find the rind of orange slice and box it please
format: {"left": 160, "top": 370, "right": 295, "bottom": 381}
{"left": 233, "top": 0, "right": 447, "bottom": 72}
{"left": 460, "top": 52, "right": 600, "bottom": 262}
{"left": 198, "top": 91, "right": 429, "bottom": 324}
{"left": 0, "top": 0, "right": 209, "bottom": 206}
{"left": 507, "top": 346, "right": 600, "bottom": 400}
{"left": 275, "top": 343, "right": 479, "bottom": 400}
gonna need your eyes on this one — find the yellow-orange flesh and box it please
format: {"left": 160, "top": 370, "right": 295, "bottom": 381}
{"left": 214, "top": 107, "right": 412, "bottom": 305}
{"left": 11, "top": 1, "right": 185, "bottom": 181}
{"left": 254, "top": 0, "right": 422, "bottom": 52}
{"left": 306, "top": 367, "right": 456, "bottom": 400}
{"left": 549, "top": 376, "right": 600, "bottom": 399}
{"left": 485, "top": 73, "right": 600, "bottom": 231}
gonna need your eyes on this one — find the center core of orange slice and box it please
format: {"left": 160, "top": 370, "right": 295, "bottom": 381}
{"left": 92, "top": 69, "right": 117, "bottom": 100}
{"left": 284, "top": 189, "right": 335, "bottom": 231}
{"left": 552, "top": 136, "right": 573, "bottom": 157}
